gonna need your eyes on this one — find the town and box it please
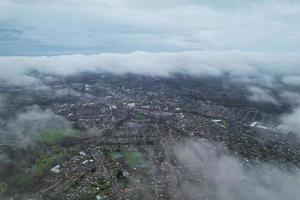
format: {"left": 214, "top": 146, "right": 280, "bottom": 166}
{"left": 0, "top": 74, "right": 299, "bottom": 200}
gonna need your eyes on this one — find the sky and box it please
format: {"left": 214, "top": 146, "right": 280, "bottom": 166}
{"left": 0, "top": 0, "right": 300, "bottom": 55}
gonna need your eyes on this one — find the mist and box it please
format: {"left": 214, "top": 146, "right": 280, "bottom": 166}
{"left": 278, "top": 107, "right": 300, "bottom": 136}
{"left": 0, "top": 51, "right": 299, "bottom": 87}
{"left": 3, "top": 106, "right": 73, "bottom": 147}
{"left": 173, "top": 139, "right": 300, "bottom": 200}
{"left": 248, "top": 86, "right": 279, "bottom": 105}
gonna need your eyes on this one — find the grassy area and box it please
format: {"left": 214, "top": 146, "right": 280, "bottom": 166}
{"left": 1, "top": 131, "right": 77, "bottom": 196}
{"left": 109, "top": 151, "right": 123, "bottom": 159}
{"left": 34, "top": 151, "right": 67, "bottom": 176}
{"left": 133, "top": 113, "right": 146, "bottom": 120}
{"left": 2, "top": 146, "right": 70, "bottom": 195}
{"left": 34, "top": 129, "right": 76, "bottom": 145}
{"left": 109, "top": 150, "right": 146, "bottom": 169}
{"left": 14, "top": 174, "right": 33, "bottom": 186}
{"left": 124, "top": 151, "right": 145, "bottom": 168}
{"left": 0, "top": 182, "right": 7, "bottom": 197}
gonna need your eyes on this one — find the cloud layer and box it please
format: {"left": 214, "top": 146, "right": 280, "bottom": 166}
{"left": 0, "top": 0, "right": 300, "bottom": 55}
{"left": 0, "top": 51, "right": 300, "bottom": 86}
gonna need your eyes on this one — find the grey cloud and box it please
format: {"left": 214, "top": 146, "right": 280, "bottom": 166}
{"left": 4, "top": 106, "right": 73, "bottom": 147}
{"left": 280, "top": 91, "right": 300, "bottom": 105}
{"left": 0, "top": 95, "right": 8, "bottom": 113}
{"left": 54, "top": 88, "right": 81, "bottom": 98}
{"left": 173, "top": 139, "right": 300, "bottom": 200}
{"left": 278, "top": 107, "right": 300, "bottom": 136}
{"left": 248, "top": 86, "right": 279, "bottom": 105}
{"left": 282, "top": 76, "right": 300, "bottom": 87}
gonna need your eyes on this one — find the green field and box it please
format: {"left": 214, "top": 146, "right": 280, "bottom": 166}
{"left": 109, "top": 150, "right": 146, "bottom": 168}
{"left": 0, "top": 182, "right": 7, "bottom": 197}
{"left": 109, "top": 151, "right": 123, "bottom": 159}
{"left": 34, "top": 129, "right": 76, "bottom": 145}
{"left": 35, "top": 152, "right": 66, "bottom": 175}
{"left": 133, "top": 113, "right": 146, "bottom": 120}
{"left": 124, "top": 151, "right": 145, "bottom": 168}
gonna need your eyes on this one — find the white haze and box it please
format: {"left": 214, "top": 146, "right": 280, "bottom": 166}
{"left": 278, "top": 107, "right": 300, "bottom": 136}
{"left": 248, "top": 86, "right": 279, "bottom": 105}
{"left": 4, "top": 106, "right": 73, "bottom": 147}
{"left": 173, "top": 139, "right": 300, "bottom": 200}
{"left": 0, "top": 51, "right": 299, "bottom": 87}
{"left": 282, "top": 76, "right": 300, "bottom": 87}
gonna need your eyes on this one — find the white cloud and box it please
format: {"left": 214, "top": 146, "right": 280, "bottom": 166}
{"left": 173, "top": 139, "right": 300, "bottom": 200}
{"left": 282, "top": 76, "right": 300, "bottom": 87}
{"left": 248, "top": 86, "right": 278, "bottom": 105}
{"left": 54, "top": 88, "right": 81, "bottom": 98}
{"left": 278, "top": 106, "right": 300, "bottom": 136}
{"left": 280, "top": 91, "right": 300, "bottom": 105}
{"left": 4, "top": 106, "right": 73, "bottom": 147}
{"left": 0, "top": 51, "right": 299, "bottom": 86}
{"left": 0, "top": 0, "right": 300, "bottom": 54}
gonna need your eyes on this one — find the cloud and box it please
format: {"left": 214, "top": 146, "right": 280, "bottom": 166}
{"left": 54, "top": 88, "right": 81, "bottom": 98}
{"left": 0, "top": 51, "right": 300, "bottom": 87}
{"left": 0, "top": 0, "right": 300, "bottom": 54}
{"left": 247, "top": 86, "right": 279, "bottom": 105}
{"left": 282, "top": 76, "right": 300, "bottom": 87}
{"left": 0, "top": 95, "right": 8, "bottom": 113}
{"left": 4, "top": 106, "right": 73, "bottom": 147}
{"left": 278, "top": 106, "right": 300, "bottom": 136}
{"left": 280, "top": 91, "right": 300, "bottom": 105}
{"left": 172, "top": 139, "right": 300, "bottom": 200}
